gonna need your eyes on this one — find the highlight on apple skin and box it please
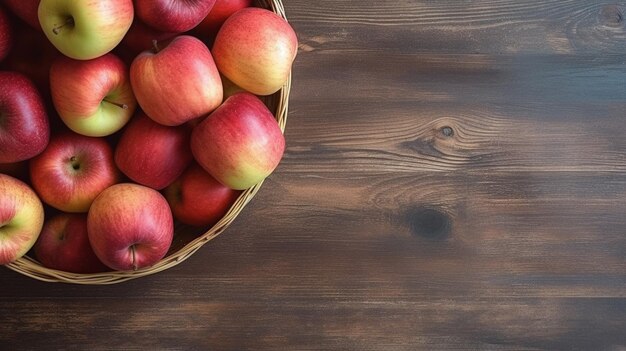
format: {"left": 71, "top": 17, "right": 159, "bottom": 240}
{"left": 134, "top": 0, "right": 216, "bottom": 33}
{"left": 191, "top": 92, "right": 285, "bottom": 190}
{"left": 50, "top": 53, "right": 137, "bottom": 137}
{"left": 0, "top": 71, "right": 50, "bottom": 164}
{"left": 87, "top": 183, "right": 174, "bottom": 271}
{"left": 0, "top": 174, "right": 45, "bottom": 265}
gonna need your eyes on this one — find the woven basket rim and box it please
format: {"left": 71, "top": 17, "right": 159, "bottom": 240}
{"left": 5, "top": 0, "right": 291, "bottom": 285}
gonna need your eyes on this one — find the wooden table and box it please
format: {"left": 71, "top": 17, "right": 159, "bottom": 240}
{"left": 2, "top": 1, "right": 625, "bottom": 349}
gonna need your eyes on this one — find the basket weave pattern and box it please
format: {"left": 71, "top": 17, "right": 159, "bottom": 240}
{"left": 6, "top": 0, "right": 291, "bottom": 284}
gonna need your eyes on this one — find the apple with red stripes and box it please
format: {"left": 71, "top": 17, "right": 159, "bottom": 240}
{"left": 0, "top": 3, "right": 297, "bottom": 275}
{"left": 0, "top": 174, "right": 44, "bottom": 265}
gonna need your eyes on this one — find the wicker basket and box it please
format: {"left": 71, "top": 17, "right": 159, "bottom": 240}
{"left": 5, "top": 0, "right": 291, "bottom": 284}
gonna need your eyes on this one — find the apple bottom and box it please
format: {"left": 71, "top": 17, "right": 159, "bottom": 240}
{"left": 89, "top": 212, "right": 173, "bottom": 271}
{"left": 87, "top": 183, "right": 173, "bottom": 271}
{"left": 104, "top": 240, "right": 167, "bottom": 272}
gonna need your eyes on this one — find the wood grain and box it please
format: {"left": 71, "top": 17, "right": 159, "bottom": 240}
{"left": 1, "top": 0, "right": 626, "bottom": 350}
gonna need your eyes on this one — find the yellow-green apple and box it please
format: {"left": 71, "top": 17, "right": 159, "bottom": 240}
{"left": 3, "top": 0, "right": 41, "bottom": 30}
{"left": 0, "top": 174, "right": 44, "bottom": 265}
{"left": 134, "top": 0, "right": 216, "bottom": 33}
{"left": 87, "top": 183, "right": 174, "bottom": 271}
{"left": 0, "top": 5, "right": 12, "bottom": 62}
{"left": 0, "top": 71, "right": 50, "bottom": 163}
{"left": 38, "top": 0, "right": 134, "bottom": 60}
{"left": 212, "top": 8, "right": 297, "bottom": 95}
{"left": 50, "top": 53, "right": 137, "bottom": 137}
{"left": 115, "top": 112, "right": 193, "bottom": 190}
{"left": 191, "top": 92, "right": 285, "bottom": 190}
{"left": 192, "top": 0, "right": 252, "bottom": 43}
{"left": 34, "top": 213, "right": 109, "bottom": 273}
{"left": 165, "top": 163, "right": 240, "bottom": 227}
{"left": 29, "top": 131, "right": 119, "bottom": 213}
{"left": 221, "top": 74, "right": 245, "bottom": 101}
{"left": 130, "top": 35, "right": 222, "bottom": 126}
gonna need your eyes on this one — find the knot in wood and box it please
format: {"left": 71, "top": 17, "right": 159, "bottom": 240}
{"left": 406, "top": 207, "right": 452, "bottom": 240}
{"left": 599, "top": 5, "right": 624, "bottom": 28}
{"left": 441, "top": 126, "right": 454, "bottom": 138}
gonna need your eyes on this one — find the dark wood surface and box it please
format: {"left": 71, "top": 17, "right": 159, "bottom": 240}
{"left": 2, "top": 1, "right": 626, "bottom": 349}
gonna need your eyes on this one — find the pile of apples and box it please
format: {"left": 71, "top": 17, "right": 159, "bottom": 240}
{"left": 0, "top": 0, "right": 297, "bottom": 273}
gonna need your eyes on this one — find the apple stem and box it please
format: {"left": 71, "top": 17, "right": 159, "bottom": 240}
{"left": 103, "top": 99, "right": 129, "bottom": 110}
{"left": 52, "top": 17, "right": 74, "bottom": 35}
{"left": 69, "top": 156, "right": 80, "bottom": 171}
{"left": 131, "top": 245, "right": 138, "bottom": 271}
{"left": 152, "top": 40, "right": 160, "bottom": 53}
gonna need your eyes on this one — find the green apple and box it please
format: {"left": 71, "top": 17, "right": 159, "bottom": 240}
{"left": 38, "top": 0, "right": 134, "bottom": 60}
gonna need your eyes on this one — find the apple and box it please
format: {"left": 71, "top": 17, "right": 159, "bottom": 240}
{"left": 0, "top": 174, "right": 44, "bottom": 265}
{"left": 165, "top": 163, "right": 240, "bottom": 227}
{"left": 0, "top": 71, "right": 50, "bottom": 163}
{"left": 0, "top": 5, "right": 12, "bottom": 62}
{"left": 115, "top": 111, "right": 193, "bottom": 190}
{"left": 34, "top": 213, "right": 109, "bottom": 273}
{"left": 50, "top": 53, "right": 137, "bottom": 137}
{"left": 193, "top": 0, "right": 252, "bottom": 42}
{"left": 1, "top": 24, "right": 60, "bottom": 102}
{"left": 130, "top": 35, "right": 222, "bottom": 126}
{"left": 3, "top": 0, "right": 41, "bottom": 30}
{"left": 133, "top": 0, "right": 216, "bottom": 33}
{"left": 38, "top": 0, "right": 134, "bottom": 60}
{"left": 87, "top": 183, "right": 174, "bottom": 271}
{"left": 29, "top": 131, "right": 119, "bottom": 213}
{"left": 212, "top": 7, "right": 297, "bottom": 96}
{"left": 191, "top": 92, "right": 285, "bottom": 190}
{"left": 118, "top": 19, "right": 177, "bottom": 58}
{"left": 221, "top": 74, "right": 245, "bottom": 101}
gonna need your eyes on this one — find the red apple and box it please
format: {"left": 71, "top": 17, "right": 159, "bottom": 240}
{"left": 193, "top": 0, "right": 252, "bottom": 42}
{"left": 115, "top": 111, "right": 193, "bottom": 190}
{"left": 0, "top": 174, "right": 44, "bottom": 265}
{"left": 3, "top": 0, "right": 41, "bottom": 30}
{"left": 191, "top": 92, "right": 285, "bottom": 190}
{"left": 29, "top": 131, "right": 119, "bottom": 213}
{"left": 34, "top": 213, "right": 109, "bottom": 273}
{"left": 1, "top": 24, "right": 59, "bottom": 101}
{"left": 87, "top": 183, "right": 174, "bottom": 271}
{"left": 165, "top": 163, "right": 240, "bottom": 227}
{"left": 50, "top": 53, "right": 137, "bottom": 137}
{"left": 0, "top": 71, "right": 50, "bottom": 163}
{"left": 130, "top": 35, "right": 222, "bottom": 126}
{"left": 212, "top": 7, "right": 297, "bottom": 95}
{"left": 119, "top": 19, "right": 177, "bottom": 58}
{"left": 0, "top": 5, "right": 12, "bottom": 62}
{"left": 134, "top": 0, "right": 216, "bottom": 33}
